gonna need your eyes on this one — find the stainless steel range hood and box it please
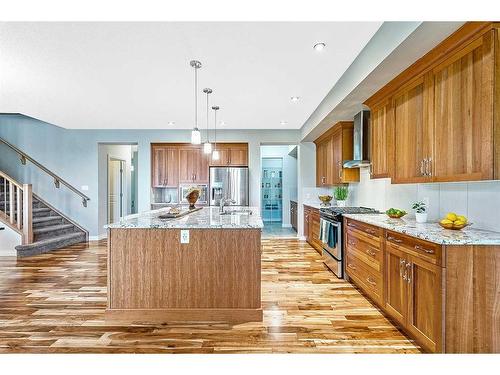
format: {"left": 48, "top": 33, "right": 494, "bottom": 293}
{"left": 343, "top": 110, "right": 371, "bottom": 168}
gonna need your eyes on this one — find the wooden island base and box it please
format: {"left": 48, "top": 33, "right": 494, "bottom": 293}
{"left": 107, "top": 227, "right": 262, "bottom": 323}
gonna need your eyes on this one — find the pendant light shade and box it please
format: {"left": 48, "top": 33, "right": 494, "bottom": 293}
{"left": 211, "top": 105, "right": 220, "bottom": 160}
{"left": 202, "top": 88, "right": 213, "bottom": 153}
{"left": 190, "top": 60, "right": 202, "bottom": 144}
{"left": 191, "top": 129, "right": 201, "bottom": 144}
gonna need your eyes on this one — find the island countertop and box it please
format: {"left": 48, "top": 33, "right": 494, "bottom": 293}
{"left": 343, "top": 213, "right": 500, "bottom": 245}
{"left": 106, "top": 206, "right": 263, "bottom": 230}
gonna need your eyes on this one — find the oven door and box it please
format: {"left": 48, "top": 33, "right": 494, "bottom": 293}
{"left": 320, "top": 218, "right": 343, "bottom": 278}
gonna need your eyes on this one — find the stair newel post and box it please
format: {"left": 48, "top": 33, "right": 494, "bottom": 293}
{"left": 16, "top": 186, "right": 22, "bottom": 230}
{"left": 22, "top": 184, "right": 33, "bottom": 245}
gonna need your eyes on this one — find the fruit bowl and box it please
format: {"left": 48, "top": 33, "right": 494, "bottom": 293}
{"left": 438, "top": 222, "right": 471, "bottom": 230}
{"left": 318, "top": 195, "right": 333, "bottom": 206}
{"left": 386, "top": 208, "right": 407, "bottom": 219}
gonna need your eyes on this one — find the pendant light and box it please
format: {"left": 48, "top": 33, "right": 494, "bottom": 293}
{"left": 202, "top": 88, "right": 213, "bottom": 154}
{"left": 190, "top": 60, "right": 202, "bottom": 144}
{"left": 211, "top": 106, "right": 220, "bottom": 160}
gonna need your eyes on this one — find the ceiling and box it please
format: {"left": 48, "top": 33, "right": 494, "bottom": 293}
{"left": 0, "top": 22, "right": 381, "bottom": 130}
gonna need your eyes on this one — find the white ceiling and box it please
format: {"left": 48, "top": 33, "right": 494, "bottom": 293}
{"left": 0, "top": 22, "right": 381, "bottom": 130}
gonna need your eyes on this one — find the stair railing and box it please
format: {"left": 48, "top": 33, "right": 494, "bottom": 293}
{"left": 0, "top": 137, "right": 90, "bottom": 207}
{"left": 0, "top": 171, "right": 33, "bottom": 244}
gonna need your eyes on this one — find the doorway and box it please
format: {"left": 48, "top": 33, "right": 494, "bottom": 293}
{"left": 107, "top": 157, "right": 125, "bottom": 224}
{"left": 260, "top": 145, "right": 298, "bottom": 238}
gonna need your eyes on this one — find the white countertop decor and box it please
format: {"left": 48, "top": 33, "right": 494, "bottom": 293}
{"left": 106, "top": 206, "right": 263, "bottom": 230}
{"left": 343, "top": 214, "right": 500, "bottom": 245}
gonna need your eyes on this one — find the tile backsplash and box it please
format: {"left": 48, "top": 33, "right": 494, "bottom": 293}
{"left": 348, "top": 168, "right": 500, "bottom": 232}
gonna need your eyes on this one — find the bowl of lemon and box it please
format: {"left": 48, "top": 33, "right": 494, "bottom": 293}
{"left": 439, "top": 212, "right": 470, "bottom": 230}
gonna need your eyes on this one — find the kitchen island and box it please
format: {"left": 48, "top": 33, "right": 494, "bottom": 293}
{"left": 105, "top": 206, "right": 263, "bottom": 323}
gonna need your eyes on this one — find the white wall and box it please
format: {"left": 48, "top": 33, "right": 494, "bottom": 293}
{"left": 261, "top": 145, "right": 298, "bottom": 226}
{"left": 349, "top": 168, "right": 500, "bottom": 232}
{"left": 0, "top": 226, "right": 21, "bottom": 256}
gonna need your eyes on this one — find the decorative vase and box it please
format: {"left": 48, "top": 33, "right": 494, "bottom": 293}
{"left": 186, "top": 190, "right": 200, "bottom": 209}
{"left": 415, "top": 212, "right": 428, "bottom": 223}
{"left": 336, "top": 200, "right": 346, "bottom": 207}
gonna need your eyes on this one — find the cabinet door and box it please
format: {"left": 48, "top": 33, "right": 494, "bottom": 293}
{"left": 432, "top": 33, "right": 494, "bottom": 182}
{"left": 370, "top": 101, "right": 394, "bottom": 178}
{"left": 316, "top": 141, "right": 327, "bottom": 186}
{"left": 393, "top": 75, "right": 433, "bottom": 184}
{"left": 165, "top": 147, "right": 179, "bottom": 187}
{"left": 194, "top": 148, "right": 209, "bottom": 183}
{"left": 179, "top": 148, "right": 196, "bottom": 183}
{"left": 152, "top": 147, "right": 167, "bottom": 187}
{"left": 228, "top": 146, "right": 248, "bottom": 166}
{"left": 310, "top": 210, "right": 322, "bottom": 254}
{"left": 332, "top": 130, "right": 342, "bottom": 184}
{"left": 210, "top": 147, "right": 230, "bottom": 166}
{"left": 384, "top": 243, "right": 408, "bottom": 327}
{"left": 303, "top": 207, "right": 310, "bottom": 240}
{"left": 406, "top": 255, "right": 443, "bottom": 353}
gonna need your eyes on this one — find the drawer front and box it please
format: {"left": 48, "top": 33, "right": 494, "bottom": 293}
{"left": 385, "top": 230, "right": 442, "bottom": 265}
{"left": 346, "top": 231, "right": 383, "bottom": 273}
{"left": 345, "top": 219, "right": 383, "bottom": 241}
{"left": 346, "top": 253, "right": 383, "bottom": 305}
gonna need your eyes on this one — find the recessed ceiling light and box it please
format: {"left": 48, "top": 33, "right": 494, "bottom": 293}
{"left": 280, "top": 120, "right": 288, "bottom": 126}
{"left": 291, "top": 96, "right": 300, "bottom": 102}
{"left": 167, "top": 121, "right": 175, "bottom": 125}
{"left": 313, "top": 42, "right": 326, "bottom": 51}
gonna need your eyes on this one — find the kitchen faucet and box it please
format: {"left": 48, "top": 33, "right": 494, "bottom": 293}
{"left": 219, "top": 198, "right": 236, "bottom": 213}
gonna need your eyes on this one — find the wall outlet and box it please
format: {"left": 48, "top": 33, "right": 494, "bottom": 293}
{"left": 180, "top": 230, "right": 189, "bottom": 244}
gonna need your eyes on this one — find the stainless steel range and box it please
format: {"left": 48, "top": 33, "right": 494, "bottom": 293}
{"left": 319, "top": 206, "right": 379, "bottom": 278}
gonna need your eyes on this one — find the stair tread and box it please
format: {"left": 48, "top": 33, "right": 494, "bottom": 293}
{"left": 32, "top": 207, "right": 51, "bottom": 213}
{"left": 33, "top": 223, "right": 74, "bottom": 234}
{"left": 32, "top": 216, "right": 62, "bottom": 223}
{"left": 16, "top": 232, "right": 85, "bottom": 251}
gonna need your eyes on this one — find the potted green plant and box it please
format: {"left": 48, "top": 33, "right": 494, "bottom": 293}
{"left": 412, "top": 201, "right": 427, "bottom": 223}
{"left": 333, "top": 186, "right": 349, "bottom": 207}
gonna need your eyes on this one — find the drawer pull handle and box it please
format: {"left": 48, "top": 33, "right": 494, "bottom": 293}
{"left": 365, "top": 229, "right": 376, "bottom": 234}
{"left": 399, "top": 259, "right": 406, "bottom": 277}
{"left": 415, "top": 245, "right": 434, "bottom": 254}
{"left": 387, "top": 236, "right": 403, "bottom": 243}
{"left": 366, "top": 277, "right": 377, "bottom": 286}
{"left": 347, "top": 223, "right": 357, "bottom": 229}
{"left": 366, "top": 249, "right": 376, "bottom": 256}
{"left": 347, "top": 263, "right": 357, "bottom": 270}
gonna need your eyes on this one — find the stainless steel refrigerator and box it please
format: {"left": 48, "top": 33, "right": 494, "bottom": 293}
{"left": 209, "top": 167, "right": 249, "bottom": 206}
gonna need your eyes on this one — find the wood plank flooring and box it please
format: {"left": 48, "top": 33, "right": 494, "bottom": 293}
{"left": 0, "top": 238, "right": 421, "bottom": 353}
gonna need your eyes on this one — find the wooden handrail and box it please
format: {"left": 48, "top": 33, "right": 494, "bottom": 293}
{"left": 0, "top": 137, "right": 90, "bottom": 207}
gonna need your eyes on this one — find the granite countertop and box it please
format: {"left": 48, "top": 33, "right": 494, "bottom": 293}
{"left": 343, "top": 213, "right": 500, "bottom": 246}
{"left": 106, "top": 206, "right": 263, "bottom": 230}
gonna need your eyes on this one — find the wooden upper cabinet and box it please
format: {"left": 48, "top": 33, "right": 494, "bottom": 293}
{"left": 370, "top": 100, "right": 394, "bottom": 179}
{"left": 393, "top": 75, "right": 434, "bottom": 184}
{"left": 151, "top": 145, "right": 179, "bottom": 187}
{"left": 314, "top": 122, "right": 359, "bottom": 187}
{"left": 178, "top": 147, "right": 196, "bottom": 183}
{"left": 209, "top": 144, "right": 248, "bottom": 166}
{"left": 432, "top": 32, "right": 494, "bottom": 182}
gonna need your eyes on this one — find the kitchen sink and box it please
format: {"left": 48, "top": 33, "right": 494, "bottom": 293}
{"left": 220, "top": 209, "right": 253, "bottom": 215}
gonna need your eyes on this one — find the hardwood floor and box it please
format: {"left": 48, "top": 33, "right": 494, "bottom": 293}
{"left": 0, "top": 238, "right": 421, "bottom": 353}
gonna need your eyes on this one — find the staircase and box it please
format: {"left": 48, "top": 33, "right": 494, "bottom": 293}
{"left": 1, "top": 172, "right": 89, "bottom": 257}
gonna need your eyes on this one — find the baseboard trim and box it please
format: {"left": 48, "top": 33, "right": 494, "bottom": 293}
{"left": 105, "top": 308, "right": 263, "bottom": 323}
{"left": 89, "top": 233, "right": 108, "bottom": 241}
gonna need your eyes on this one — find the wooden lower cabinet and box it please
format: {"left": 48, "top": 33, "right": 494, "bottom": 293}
{"left": 290, "top": 201, "right": 297, "bottom": 231}
{"left": 303, "top": 205, "right": 322, "bottom": 254}
{"left": 345, "top": 219, "right": 499, "bottom": 353}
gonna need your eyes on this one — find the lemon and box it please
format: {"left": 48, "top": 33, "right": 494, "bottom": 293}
{"left": 454, "top": 220, "right": 465, "bottom": 226}
{"left": 457, "top": 215, "right": 467, "bottom": 223}
{"left": 446, "top": 212, "right": 457, "bottom": 221}
{"left": 440, "top": 219, "right": 453, "bottom": 225}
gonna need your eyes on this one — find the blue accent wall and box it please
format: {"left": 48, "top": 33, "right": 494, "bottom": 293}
{"left": 0, "top": 114, "right": 300, "bottom": 236}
